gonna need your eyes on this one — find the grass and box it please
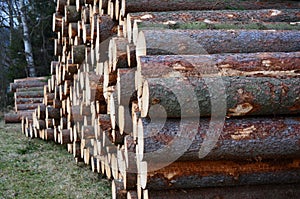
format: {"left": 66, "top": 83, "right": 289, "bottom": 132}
{"left": 0, "top": 120, "right": 111, "bottom": 199}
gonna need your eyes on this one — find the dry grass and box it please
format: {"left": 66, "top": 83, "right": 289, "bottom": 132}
{"left": 0, "top": 120, "right": 111, "bottom": 199}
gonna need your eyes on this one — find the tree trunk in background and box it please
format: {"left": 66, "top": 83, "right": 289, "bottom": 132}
{"left": 20, "top": 0, "right": 36, "bottom": 77}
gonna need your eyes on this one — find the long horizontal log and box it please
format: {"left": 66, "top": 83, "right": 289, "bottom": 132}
{"left": 136, "top": 29, "right": 300, "bottom": 56}
{"left": 15, "top": 103, "right": 44, "bottom": 112}
{"left": 10, "top": 78, "right": 47, "bottom": 92}
{"left": 121, "top": 0, "right": 300, "bottom": 14}
{"left": 137, "top": 52, "right": 300, "bottom": 117}
{"left": 15, "top": 98, "right": 44, "bottom": 104}
{"left": 137, "top": 117, "right": 300, "bottom": 162}
{"left": 128, "top": 9, "right": 300, "bottom": 44}
{"left": 141, "top": 74, "right": 300, "bottom": 118}
{"left": 14, "top": 90, "right": 45, "bottom": 99}
{"left": 4, "top": 111, "right": 34, "bottom": 123}
{"left": 143, "top": 184, "right": 300, "bottom": 199}
{"left": 138, "top": 159, "right": 300, "bottom": 190}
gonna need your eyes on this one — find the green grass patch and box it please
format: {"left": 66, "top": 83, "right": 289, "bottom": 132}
{"left": 0, "top": 121, "right": 111, "bottom": 199}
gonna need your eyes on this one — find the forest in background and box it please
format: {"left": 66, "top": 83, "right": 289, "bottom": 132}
{"left": 0, "top": 0, "right": 55, "bottom": 110}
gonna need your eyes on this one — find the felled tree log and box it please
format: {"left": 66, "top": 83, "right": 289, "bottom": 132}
{"left": 138, "top": 159, "right": 300, "bottom": 190}
{"left": 15, "top": 103, "right": 44, "bottom": 111}
{"left": 65, "top": 5, "right": 81, "bottom": 23}
{"left": 15, "top": 90, "right": 45, "bottom": 99}
{"left": 121, "top": 0, "right": 300, "bottom": 14}
{"left": 141, "top": 74, "right": 300, "bottom": 118}
{"left": 4, "top": 111, "right": 34, "bottom": 123}
{"left": 143, "top": 184, "right": 300, "bottom": 199}
{"left": 46, "top": 106, "right": 61, "bottom": 119}
{"left": 15, "top": 98, "right": 44, "bottom": 104}
{"left": 72, "top": 45, "right": 86, "bottom": 64}
{"left": 128, "top": 9, "right": 300, "bottom": 44}
{"left": 136, "top": 29, "right": 300, "bottom": 56}
{"left": 137, "top": 117, "right": 300, "bottom": 162}
{"left": 10, "top": 77, "right": 47, "bottom": 92}
{"left": 138, "top": 52, "right": 299, "bottom": 117}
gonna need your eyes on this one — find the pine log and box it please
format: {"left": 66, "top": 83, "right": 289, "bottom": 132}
{"left": 68, "top": 22, "right": 78, "bottom": 38}
{"left": 15, "top": 98, "right": 44, "bottom": 104}
{"left": 57, "top": 0, "right": 67, "bottom": 13}
{"left": 141, "top": 73, "right": 300, "bottom": 118}
{"left": 45, "top": 129, "right": 54, "bottom": 141}
{"left": 143, "top": 184, "right": 300, "bottom": 199}
{"left": 10, "top": 78, "right": 47, "bottom": 92}
{"left": 138, "top": 159, "right": 300, "bottom": 190}
{"left": 128, "top": 9, "right": 300, "bottom": 44}
{"left": 136, "top": 29, "right": 300, "bottom": 57}
{"left": 121, "top": 0, "right": 300, "bottom": 14}
{"left": 52, "top": 12, "right": 63, "bottom": 32}
{"left": 96, "top": 15, "right": 118, "bottom": 42}
{"left": 112, "top": 180, "right": 127, "bottom": 199}
{"left": 15, "top": 90, "right": 44, "bottom": 99}
{"left": 65, "top": 5, "right": 81, "bottom": 23}
{"left": 4, "top": 111, "right": 34, "bottom": 123}
{"left": 72, "top": 45, "right": 86, "bottom": 64}
{"left": 15, "top": 103, "right": 43, "bottom": 111}
{"left": 137, "top": 117, "right": 300, "bottom": 163}
{"left": 46, "top": 106, "right": 61, "bottom": 119}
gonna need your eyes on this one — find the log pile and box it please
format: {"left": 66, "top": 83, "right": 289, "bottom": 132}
{"left": 9, "top": 0, "right": 300, "bottom": 198}
{"left": 4, "top": 77, "right": 48, "bottom": 124}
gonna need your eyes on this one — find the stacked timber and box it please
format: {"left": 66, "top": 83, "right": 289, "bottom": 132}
{"left": 4, "top": 77, "right": 47, "bottom": 124}
{"left": 8, "top": 0, "right": 300, "bottom": 198}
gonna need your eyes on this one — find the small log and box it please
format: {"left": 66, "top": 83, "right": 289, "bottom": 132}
{"left": 15, "top": 90, "right": 44, "bottom": 99}
{"left": 112, "top": 180, "right": 127, "bottom": 199}
{"left": 65, "top": 5, "right": 81, "bottom": 23}
{"left": 15, "top": 103, "right": 43, "bottom": 112}
{"left": 46, "top": 106, "right": 61, "bottom": 119}
{"left": 4, "top": 111, "right": 34, "bottom": 123}
{"left": 72, "top": 45, "right": 86, "bottom": 64}
{"left": 10, "top": 78, "right": 47, "bottom": 92}
{"left": 15, "top": 98, "right": 44, "bottom": 104}
{"left": 45, "top": 129, "right": 54, "bottom": 141}
{"left": 52, "top": 12, "right": 63, "bottom": 32}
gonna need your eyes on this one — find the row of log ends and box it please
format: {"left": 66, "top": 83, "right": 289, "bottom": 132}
{"left": 7, "top": 0, "right": 300, "bottom": 198}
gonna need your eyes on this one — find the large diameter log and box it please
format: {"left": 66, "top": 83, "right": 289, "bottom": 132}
{"left": 4, "top": 111, "right": 34, "bottom": 123}
{"left": 137, "top": 117, "right": 300, "bottom": 163}
{"left": 141, "top": 75, "right": 300, "bottom": 118}
{"left": 121, "top": 0, "right": 300, "bottom": 14}
{"left": 137, "top": 52, "right": 300, "bottom": 117}
{"left": 143, "top": 184, "right": 300, "bottom": 199}
{"left": 136, "top": 30, "right": 300, "bottom": 57}
{"left": 139, "top": 159, "right": 300, "bottom": 190}
{"left": 128, "top": 9, "right": 300, "bottom": 44}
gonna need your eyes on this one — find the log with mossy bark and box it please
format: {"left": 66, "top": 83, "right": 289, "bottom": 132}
{"left": 136, "top": 117, "right": 300, "bottom": 162}
{"left": 121, "top": 0, "right": 300, "bottom": 15}
{"left": 137, "top": 159, "right": 300, "bottom": 190}
{"left": 127, "top": 9, "right": 300, "bottom": 44}
{"left": 136, "top": 29, "right": 300, "bottom": 57}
